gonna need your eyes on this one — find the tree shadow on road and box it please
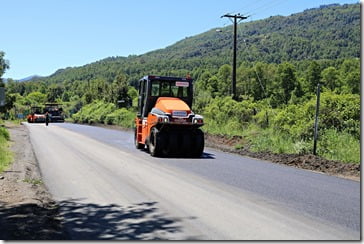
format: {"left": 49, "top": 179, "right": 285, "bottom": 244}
{"left": 59, "top": 200, "right": 184, "bottom": 240}
{"left": 0, "top": 201, "right": 66, "bottom": 240}
{"left": 0, "top": 200, "right": 189, "bottom": 240}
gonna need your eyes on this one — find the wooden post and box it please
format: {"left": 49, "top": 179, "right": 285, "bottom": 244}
{"left": 313, "top": 83, "right": 321, "bottom": 155}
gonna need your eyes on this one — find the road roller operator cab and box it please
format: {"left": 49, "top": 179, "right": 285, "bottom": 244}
{"left": 134, "top": 75, "right": 204, "bottom": 157}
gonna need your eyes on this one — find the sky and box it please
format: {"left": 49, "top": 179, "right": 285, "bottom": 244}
{"left": 2, "top": 0, "right": 360, "bottom": 80}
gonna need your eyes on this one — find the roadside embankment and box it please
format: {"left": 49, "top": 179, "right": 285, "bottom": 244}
{"left": 0, "top": 122, "right": 66, "bottom": 240}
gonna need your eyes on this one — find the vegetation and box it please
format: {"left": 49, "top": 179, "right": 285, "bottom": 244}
{"left": 22, "top": 178, "right": 43, "bottom": 185}
{"left": 1, "top": 3, "right": 360, "bottom": 163}
{"left": 0, "top": 122, "right": 12, "bottom": 173}
{"left": 72, "top": 100, "right": 135, "bottom": 128}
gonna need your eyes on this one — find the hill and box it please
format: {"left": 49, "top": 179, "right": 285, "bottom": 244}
{"left": 28, "top": 3, "right": 359, "bottom": 86}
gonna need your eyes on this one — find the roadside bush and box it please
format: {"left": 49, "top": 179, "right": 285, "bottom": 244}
{"left": 271, "top": 91, "right": 360, "bottom": 140}
{"left": 0, "top": 126, "right": 12, "bottom": 173}
{"left": 203, "top": 96, "right": 257, "bottom": 133}
{"left": 272, "top": 102, "right": 314, "bottom": 140}
{"left": 0, "top": 127, "right": 10, "bottom": 141}
{"left": 318, "top": 92, "right": 360, "bottom": 138}
{"left": 318, "top": 129, "right": 360, "bottom": 163}
{"left": 73, "top": 100, "right": 135, "bottom": 128}
{"left": 244, "top": 126, "right": 310, "bottom": 154}
{"left": 105, "top": 108, "right": 135, "bottom": 128}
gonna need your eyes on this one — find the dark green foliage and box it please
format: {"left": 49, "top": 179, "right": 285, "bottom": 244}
{"left": 0, "top": 126, "right": 10, "bottom": 141}
{"left": 305, "top": 61, "right": 322, "bottom": 93}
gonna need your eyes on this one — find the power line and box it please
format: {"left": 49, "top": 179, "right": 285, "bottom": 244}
{"left": 248, "top": 0, "right": 291, "bottom": 20}
{"left": 237, "top": 23, "right": 275, "bottom": 112}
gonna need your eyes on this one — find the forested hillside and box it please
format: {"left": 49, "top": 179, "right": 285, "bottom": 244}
{"left": 9, "top": 3, "right": 359, "bottom": 87}
{"left": 2, "top": 3, "right": 360, "bottom": 163}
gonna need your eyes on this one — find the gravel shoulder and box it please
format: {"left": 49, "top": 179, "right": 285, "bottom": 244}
{"left": 0, "top": 122, "right": 66, "bottom": 240}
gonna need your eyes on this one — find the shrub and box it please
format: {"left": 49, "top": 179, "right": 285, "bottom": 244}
{"left": 73, "top": 101, "right": 135, "bottom": 128}
{"left": 0, "top": 127, "right": 10, "bottom": 141}
{"left": 0, "top": 126, "right": 12, "bottom": 173}
{"left": 318, "top": 129, "right": 360, "bottom": 163}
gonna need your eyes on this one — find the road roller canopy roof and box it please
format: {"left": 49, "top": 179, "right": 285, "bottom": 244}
{"left": 137, "top": 76, "right": 194, "bottom": 118}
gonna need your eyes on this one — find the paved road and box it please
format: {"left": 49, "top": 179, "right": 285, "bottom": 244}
{"left": 26, "top": 123, "right": 360, "bottom": 240}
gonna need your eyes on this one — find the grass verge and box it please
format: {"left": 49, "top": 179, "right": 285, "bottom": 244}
{"left": 0, "top": 125, "right": 13, "bottom": 173}
{"left": 204, "top": 122, "right": 360, "bottom": 164}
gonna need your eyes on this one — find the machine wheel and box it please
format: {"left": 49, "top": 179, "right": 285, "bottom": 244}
{"left": 191, "top": 129, "right": 204, "bottom": 158}
{"left": 134, "top": 128, "right": 144, "bottom": 149}
{"left": 149, "top": 127, "right": 161, "bottom": 157}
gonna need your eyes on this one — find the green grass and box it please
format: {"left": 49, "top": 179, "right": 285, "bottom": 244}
{"left": 318, "top": 129, "right": 360, "bottom": 164}
{"left": 204, "top": 120, "right": 360, "bottom": 163}
{"left": 243, "top": 126, "right": 360, "bottom": 163}
{"left": 23, "top": 178, "right": 43, "bottom": 185}
{"left": 242, "top": 126, "right": 311, "bottom": 154}
{"left": 0, "top": 126, "right": 13, "bottom": 173}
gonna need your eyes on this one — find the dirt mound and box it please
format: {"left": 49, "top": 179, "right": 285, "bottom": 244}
{"left": 205, "top": 133, "right": 360, "bottom": 181}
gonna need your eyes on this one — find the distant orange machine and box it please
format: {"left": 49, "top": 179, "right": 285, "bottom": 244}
{"left": 27, "top": 106, "right": 46, "bottom": 123}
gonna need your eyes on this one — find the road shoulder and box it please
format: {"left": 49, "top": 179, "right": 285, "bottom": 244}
{"left": 0, "top": 122, "right": 66, "bottom": 240}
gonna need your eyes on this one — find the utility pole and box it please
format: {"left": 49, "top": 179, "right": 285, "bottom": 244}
{"left": 221, "top": 13, "right": 248, "bottom": 100}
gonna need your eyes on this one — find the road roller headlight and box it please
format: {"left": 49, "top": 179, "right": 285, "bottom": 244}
{"left": 158, "top": 116, "right": 169, "bottom": 123}
{"left": 193, "top": 118, "right": 203, "bottom": 124}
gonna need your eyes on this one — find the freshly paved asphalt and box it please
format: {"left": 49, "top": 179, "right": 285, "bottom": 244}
{"left": 28, "top": 122, "right": 360, "bottom": 240}
{"left": 56, "top": 123, "right": 360, "bottom": 233}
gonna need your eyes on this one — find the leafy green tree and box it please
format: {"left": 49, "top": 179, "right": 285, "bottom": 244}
{"left": 46, "top": 84, "right": 64, "bottom": 102}
{"left": 339, "top": 59, "right": 360, "bottom": 94}
{"left": 343, "top": 70, "right": 360, "bottom": 94}
{"left": 206, "top": 75, "right": 219, "bottom": 97}
{"left": 0, "top": 51, "right": 9, "bottom": 83}
{"left": 25, "top": 91, "right": 47, "bottom": 105}
{"left": 273, "top": 62, "right": 297, "bottom": 105}
{"left": 305, "top": 61, "right": 321, "bottom": 92}
{"left": 217, "top": 64, "right": 231, "bottom": 97}
{"left": 109, "top": 73, "right": 131, "bottom": 107}
{"left": 249, "top": 62, "right": 270, "bottom": 101}
{"left": 89, "top": 78, "right": 108, "bottom": 101}
{"left": 321, "top": 66, "right": 339, "bottom": 91}
{"left": 195, "top": 70, "right": 212, "bottom": 92}
{"left": 0, "top": 94, "right": 16, "bottom": 115}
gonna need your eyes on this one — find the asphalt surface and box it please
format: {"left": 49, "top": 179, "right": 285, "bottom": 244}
{"left": 26, "top": 122, "right": 360, "bottom": 240}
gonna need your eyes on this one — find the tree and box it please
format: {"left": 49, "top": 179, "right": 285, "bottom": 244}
{"left": 305, "top": 61, "right": 321, "bottom": 92}
{"left": 339, "top": 59, "right": 360, "bottom": 94}
{"left": 206, "top": 75, "right": 219, "bottom": 98}
{"left": 195, "top": 70, "right": 212, "bottom": 93}
{"left": 250, "top": 62, "right": 269, "bottom": 101}
{"left": 217, "top": 64, "right": 232, "bottom": 97}
{"left": 344, "top": 70, "right": 360, "bottom": 94}
{"left": 321, "top": 66, "right": 339, "bottom": 91}
{"left": 0, "top": 51, "right": 9, "bottom": 83}
{"left": 109, "top": 73, "right": 131, "bottom": 107}
{"left": 25, "top": 91, "right": 47, "bottom": 105}
{"left": 46, "top": 84, "right": 64, "bottom": 102}
{"left": 273, "top": 62, "right": 297, "bottom": 105}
